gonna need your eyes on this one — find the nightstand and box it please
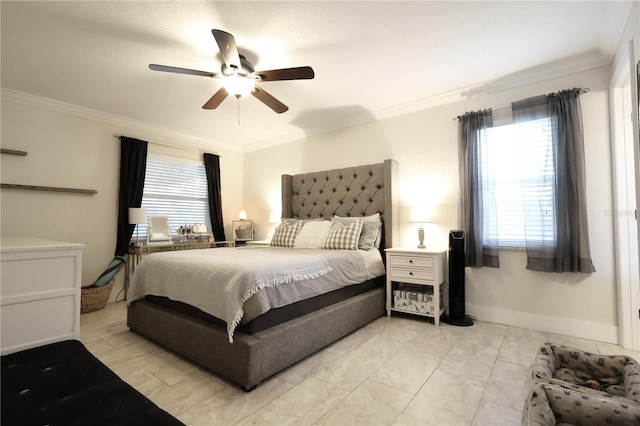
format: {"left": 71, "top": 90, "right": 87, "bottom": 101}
{"left": 385, "top": 247, "right": 447, "bottom": 325}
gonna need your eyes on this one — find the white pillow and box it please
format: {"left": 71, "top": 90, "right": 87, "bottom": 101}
{"left": 294, "top": 221, "right": 333, "bottom": 249}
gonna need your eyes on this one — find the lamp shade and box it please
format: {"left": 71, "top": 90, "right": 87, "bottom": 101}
{"left": 410, "top": 205, "right": 432, "bottom": 223}
{"left": 221, "top": 75, "right": 255, "bottom": 98}
{"left": 238, "top": 209, "right": 248, "bottom": 220}
{"left": 128, "top": 207, "right": 147, "bottom": 225}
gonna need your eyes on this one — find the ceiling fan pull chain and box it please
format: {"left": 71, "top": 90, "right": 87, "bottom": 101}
{"left": 237, "top": 99, "right": 241, "bottom": 125}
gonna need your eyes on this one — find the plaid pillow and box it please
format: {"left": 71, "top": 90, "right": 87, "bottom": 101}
{"left": 321, "top": 218, "right": 363, "bottom": 250}
{"left": 332, "top": 217, "right": 382, "bottom": 250}
{"left": 270, "top": 220, "right": 303, "bottom": 247}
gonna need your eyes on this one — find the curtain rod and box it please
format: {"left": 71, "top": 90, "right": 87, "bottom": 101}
{"left": 452, "top": 88, "right": 589, "bottom": 121}
{"left": 115, "top": 134, "right": 216, "bottom": 155}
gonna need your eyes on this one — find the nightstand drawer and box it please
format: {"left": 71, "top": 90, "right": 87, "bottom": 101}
{"left": 389, "top": 267, "right": 435, "bottom": 282}
{"left": 389, "top": 255, "right": 434, "bottom": 268}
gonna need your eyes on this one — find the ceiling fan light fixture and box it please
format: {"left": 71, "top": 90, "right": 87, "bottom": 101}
{"left": 221, "top": 74, "right": 255, "bottom": 98}
{"left": 149, "top": 29, "right": 313, "bottom": 113}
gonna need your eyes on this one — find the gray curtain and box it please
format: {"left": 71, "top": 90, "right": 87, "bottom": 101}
{"left": 458, "top": 109, "right": 500, "bottom": 268}
{"left": 512, "top": 89, "right": 595, "bottom": 273}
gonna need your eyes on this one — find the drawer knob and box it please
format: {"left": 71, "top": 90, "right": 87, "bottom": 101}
{"left": 409, "top": 259, "right": 413, "bottom": 263}
{"left": 409, "top": 272, "right": 413, "bottom": 276}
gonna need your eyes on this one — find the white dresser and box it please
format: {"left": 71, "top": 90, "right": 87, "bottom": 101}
{"left": 1, "top": 237, "right": 84, "bottom": 355}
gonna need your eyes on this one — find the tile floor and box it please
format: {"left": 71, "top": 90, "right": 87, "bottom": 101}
{"left": 80, "top": 302, "right": 640, "bottom": 426}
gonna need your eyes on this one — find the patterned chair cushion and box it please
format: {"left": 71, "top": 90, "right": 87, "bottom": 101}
{"left": 522, "top": 383, "right": 640, "bottom": 426}
{"left": 531, "top": 343, "right": 640, "bottom": 403}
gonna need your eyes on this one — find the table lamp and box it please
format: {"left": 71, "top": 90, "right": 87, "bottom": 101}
{"left": 128, "top": 207, "right": 147, "bottom": 245}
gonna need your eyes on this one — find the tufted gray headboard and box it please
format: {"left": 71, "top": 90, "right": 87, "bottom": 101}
{"left": 281, "top": 159, "right": 398, "bottom": 249}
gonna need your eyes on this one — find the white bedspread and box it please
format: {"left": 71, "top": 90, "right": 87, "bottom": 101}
{"left": 128, "top": 248, "right": 332, "bottom": 342}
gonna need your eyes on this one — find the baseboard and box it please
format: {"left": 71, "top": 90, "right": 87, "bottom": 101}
{"left": 466, "top": 303, "right": 619, "bottom": 344}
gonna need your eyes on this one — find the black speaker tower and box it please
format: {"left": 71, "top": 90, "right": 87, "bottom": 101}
{"left": 442, "top": 230, "right": 474, "bottom": 326}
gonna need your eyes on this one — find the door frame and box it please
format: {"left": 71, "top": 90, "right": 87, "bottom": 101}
{"left": 610, "top": 40, "right": 640, "bottom": 350}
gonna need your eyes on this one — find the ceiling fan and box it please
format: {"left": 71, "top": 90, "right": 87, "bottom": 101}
{"left": 149, "top": 29, "right": 314, "bottom": 114}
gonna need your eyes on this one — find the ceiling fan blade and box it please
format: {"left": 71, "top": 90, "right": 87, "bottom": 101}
{"left": 212, "top": 29, "right": 241, "bottom": 70}
{"left": 251, "top": 86, "right": 289, "bottom": 114}
{"left": 257, "top": 66, "right": 315, "bottom": 82}
{"left": 149, "top": 64, "right": 220, "bottom": 78}
{"left": 202, "top": 87, "right": 229, "bottom": 109}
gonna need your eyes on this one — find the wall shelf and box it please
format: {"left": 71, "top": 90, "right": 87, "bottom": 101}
{"left": 1, "top": 183, "right": 97, "bottom": 195}
{"left": 1, "top": 149, "right": 28, "bottom": 156}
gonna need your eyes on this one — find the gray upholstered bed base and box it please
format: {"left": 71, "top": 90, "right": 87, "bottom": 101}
{"left": 127, "top": 160, "right": 397, "bottom": 391}
{"left": 128, "top": 287, "right": 384, "bottom": 391}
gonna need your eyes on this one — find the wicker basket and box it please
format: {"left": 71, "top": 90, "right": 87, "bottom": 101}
{"left": 81, "top": 279, "right": 114, "bottom": 314}
{"left": 235, "top": 227, "right": 252, "bottom": 240}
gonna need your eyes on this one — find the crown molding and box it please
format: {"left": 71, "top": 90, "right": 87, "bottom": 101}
{"left": 371, "top": 89, "right": 466, "bottom": 122}
{"left": 0, "top": 88, "right": 242, "bottom": 153}
{"left": 242, "top": 89, "right": 465, "bottom": 152}
{"left": 459, "top": 52, "right": 610, "bottom": 98}
{"left": 244, "top": 53, "right": 610, "bottom": 152}
{"left": 4, "top": 48, "right": 612, "bottom": 155}
{"left": 598, "top": 1, "right": 634, "bottom": 59}
{"left": 242, "top": 129, "right": 308, "bottom": 152}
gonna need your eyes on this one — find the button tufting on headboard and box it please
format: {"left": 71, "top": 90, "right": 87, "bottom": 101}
{"left": 281, "top": 160, "right": 398, "bottom": 249}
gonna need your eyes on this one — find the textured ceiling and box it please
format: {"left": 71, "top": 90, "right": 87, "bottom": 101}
{"left": 1, "top": 1, "right": 633, "bottom": 151}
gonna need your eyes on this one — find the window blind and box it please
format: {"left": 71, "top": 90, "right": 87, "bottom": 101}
{"left": 480, "top": 117, "right": 556, "bottom": 248}
{"left": 138, "top": 156, "right": 209, "bottom": 238}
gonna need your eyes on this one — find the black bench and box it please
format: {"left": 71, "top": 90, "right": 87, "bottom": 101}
{"left": 1, "top": 340, "right": 183, "bottom": 426}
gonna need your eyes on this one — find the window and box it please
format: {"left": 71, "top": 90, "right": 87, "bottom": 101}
{"left": 138, "top": 155, "right": 209, "bottom": 238}
{"left": 480, "top": 117, "right": 556, "bottom": 248}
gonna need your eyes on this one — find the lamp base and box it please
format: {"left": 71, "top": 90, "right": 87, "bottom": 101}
{"left": 417, "top": 226, "right": 425, "bottom": 249}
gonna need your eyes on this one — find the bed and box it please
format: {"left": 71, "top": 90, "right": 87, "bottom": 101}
{"left": 127, "top": 159, "right": 398, "bottom": 391}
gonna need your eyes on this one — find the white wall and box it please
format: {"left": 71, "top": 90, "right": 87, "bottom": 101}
{"left": 1, "top": 98, "right": 244, "bottom": 301}
{"left": 244, "top": 65, "right": 618, "bottom": 343}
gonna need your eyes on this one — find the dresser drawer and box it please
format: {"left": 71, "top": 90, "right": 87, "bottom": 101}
{"left": 1, "top": 238, "right": 84, "bottom": 355}
{"left": 388, "top": 266, "right": 435, "bottom": 282}
{"left": 389, "top": 255, "right": 434, "bottom": 269}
